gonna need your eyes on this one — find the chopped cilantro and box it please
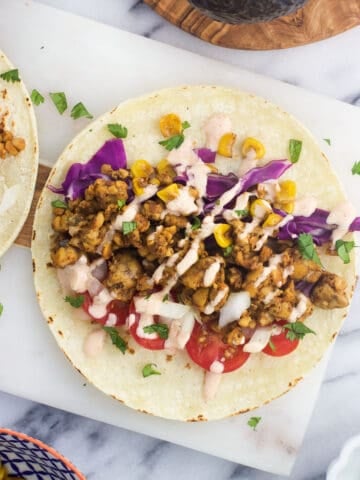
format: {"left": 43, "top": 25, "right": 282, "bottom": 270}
{"left": 64, "top": 295, "right": 84, "bottom": 308}
{"left": 191, "top": 217, "right": 201, "bottom": 230}
{"left": 235, "top": 209, "right": 248, "bottom": 217}
{"left": 30, "top": 89, "right": 45, "bottom": 106}
{"left": 268, "top": 338, "right": 276, "bottom": 351}
{"left": 0, "top": 69, "right": 20, "bottom": 83}
{"left": 162, "top": 293, "right": 169, "bottom": 302}
{"left": 0, "top": 303, "right": 3, "bottom": 316}
{"left": 103, "top": 327, "right": 127, "bottom": 354}
{"left": 51, "top": 199, "right": 68, "bottom": 209}
{"left": 247, "top": 416, "right": 261, "bottom": 431}
{"left": 122, "top": 221, "right": 137, "bottom": 235}
{"left": 107, "top": 123, "right": 128, "bottom": 139}
{"left": 159, "top": 120, "right": 190, "bottom": 151}
{"left": 70, "top": 102, "right": 93, "bottom": 120}
{"left": 352, "top": 161, "right": 360, "bottom": 175}
{"left": 145, "top": 293, "right": 152, "bottom": 300}
{"left": 117, "top": 199, "right": 126, "bottom": 209}
{"left": 335, "top": 239, "right": 355, "bottom": 264}
{"left": 143, "top": 323, "right": 169, "bottom": 339}
{"left": 223, "top": 245, "right": 233, "bottom": 257}
{"left": 142, "top": 363, "right": 161, "bottom": 378}
{"left": 283, "top": 322, "right": 316, "bottom": 341}
{"left": 297, "top": 233, "right": 322, "bottom": 266}
{"left": 323, "top": 138, "right": 331, "bottom": 146}
{"left": 50, "top": 92, "right": 67, "bottom": 114}
{"left": 289, "top": 139, "right": 302, "bottom": 164}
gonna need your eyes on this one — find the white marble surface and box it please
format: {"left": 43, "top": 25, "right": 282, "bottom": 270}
{"left": 0, "top": 1, "right": 360, "bottom": 479}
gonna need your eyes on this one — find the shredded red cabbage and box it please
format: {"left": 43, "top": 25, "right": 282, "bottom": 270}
{"left": 206, "top": 172, "right": 238, "bottom": 200}
{"left": 295, "top": 280, "right": 315, "bottom": 297}
{"left": 49, "top": 139, "right": 127, "bottom": 200}
{"left": 194, "top": 148, "right": 216, "bottom": 164}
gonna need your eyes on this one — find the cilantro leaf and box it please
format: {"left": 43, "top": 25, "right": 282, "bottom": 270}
{"left": 103, "top": 327, "right": 127, "bottom": 354}
{"left": 352, "top": 161, "right": 360, "bottom": 175}
{"left": 235, "top": 209, "right": 248, "bottom": 217}
{"left": 223, "top": 245, "right": 233, "bottom": 257}
{"left": 0, "top": 69, "right": 20, "bottom": 83}
{"left": 159, "top": 134, "right": 185, "bottom": 151}
{"left": 335, "top": 239, "right": 355, "bottom": 264}
{"left": 117, "top": 199, "right": 126, "bottom": 209}
{"left": 64, "top": 295, "right": 84, "bottom": 308}
{"left": 107, "top": 123, "right": 128, "bottom": 139}
{"left": 50, "top": 92, "right": 67, "bottom": 114}
{"left": 297, "top": 233, "right": 322, "bottom": 265}
{"left": 159, "top": 120, "right": 190, "bottom": 151}
{"left": 51, "top": 199, "right": 68, "bottom": 209}
{"left": 247, "top": 416, "right": 261, "bottom": 431}
{"left": 268, "top": 338, "right": 276, "bottom": 351}
{"left": 323, "top": 138, "right": 331, "bottom": 146}
{"left": 30, "top": 89, "right": 45, "bottom": 106}
{"left": 283, "top": 322, "right": 316, "bottom": 341}
{"left": 122, "top": 221, "right": 137, "bottom": 235}
{"left": 142, "top": 363, "right": 161, "bottom": 378}
{"left": 162, "top": 293, "right": 169, "bottom": 302}
{"left": 0, "top": 303, "right": 3, "bottom": 316}
{"left": 71, "top": 102, "right": 93, "bottom": 120}
{"left": 289, "top": 139, "right": 302, "bottom": 164}
{"left": 145, "top": 293, "right": 152, "bottom": 300}
{"left": 191, "top": 217, "right": 201, "bottom": 230}
{"left": 143, "top": 323, "right": 169, "bottom": 339}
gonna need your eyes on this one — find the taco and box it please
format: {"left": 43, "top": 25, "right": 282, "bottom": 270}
{"left": 0, "top": 50, "right": 38, "bottom": 257}
{"left": 32, "top": 86, "right": 359, "bottom": 421}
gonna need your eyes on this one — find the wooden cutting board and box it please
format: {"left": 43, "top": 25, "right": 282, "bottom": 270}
{"left": 144, "top": 0, "right": 360, "bottom": 50}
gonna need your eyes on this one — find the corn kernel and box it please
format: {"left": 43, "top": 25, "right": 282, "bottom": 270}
{"left": 149, "top": 177, "right": 160, "bottom": 186}
{"left": 276, "top": 180, "right": 296, "bottom": 203}
{"left": 133, "top": 177, "right": 145, "bottom": 196}
{"left": 156, "top": 183, "right": 179, "bottom": 203}
{"left": 282, "top": 201, "right": 294, "bottom": 214}
{"left": 217, "top": 132, "right": 236, "bottom": 158}
{"left": 159, "top": 113, "right": 182, "bottom": 137}
{"left": 263, "top": 213, "right": 282, "bottom": 228}
{"left": 130, "top": 159, "right": 153, "bottom": 178}
{"left": 241, "top": 137, "right": 265, "bottom": 159}
{"left": 206, "top": 164, "right": 218, "bottom": 174}
{"left": 214, "top": 224, "right": 232, "bottom": 248}
{"left": 249, "top": 199, "right": 272, "bottom": 219}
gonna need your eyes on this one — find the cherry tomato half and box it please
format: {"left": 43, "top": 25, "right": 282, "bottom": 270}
{"left": 262, "top": 328, "right": 299, "bottom": 357}
{"left": 82, "top": 291, "right": 129, "bottom": 326}
{"left": 186, "top": 322, "right": 250, "bottom": 373}
{"left": 128, "top": 302, "right": 166, "bottom": 350}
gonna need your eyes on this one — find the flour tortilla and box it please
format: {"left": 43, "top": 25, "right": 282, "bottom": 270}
{"left": 32, "top": 86, "right": 356, "bottom": 421}
{"left": 0, "top": 50, "right": 38, "bottom": 257}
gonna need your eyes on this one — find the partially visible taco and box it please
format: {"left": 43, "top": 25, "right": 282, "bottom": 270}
{"left": 0, "top": 50, "right": 38, "bottom": 257}
{"left": 32, "top": 86, "right": 358, "bottom": 421}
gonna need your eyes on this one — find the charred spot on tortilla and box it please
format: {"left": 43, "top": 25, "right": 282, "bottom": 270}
{"left": 32, "top": 230, "right": 36, "bottom": 241}
{"left": 32, "top": 85, "right": 358, "bottom": 421}
{"left": 48, "top": 316, "right": 54, "bottom": 324}
{"left": 58, "top": 329, "right": 63, "bottom": 337}
{"left": 32, "top": 259, "right": 36, "bottom": 272}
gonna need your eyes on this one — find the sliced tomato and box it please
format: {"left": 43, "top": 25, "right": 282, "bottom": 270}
{"left": 186, "top": 322, "right": 250, "bottom": 373}
{"left": 128, "top": 301, "right": 165, "bottom": 350}
{"left": 262, "top": 328, "right": 299, "bottom": 357}
{"left": 82, "top": 291, "right": 129, "bottom": 326}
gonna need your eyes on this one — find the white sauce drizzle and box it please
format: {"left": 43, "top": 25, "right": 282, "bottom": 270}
{"left": 254, "top": 254, "right": 283, "bottom": 288}
{"left": 257, "top": 181, "right": 280, "bottom": 203}
{"left": 88, "top": 288, "right": 114, "bottom": 319}
{"left": 326, "top": 201, "right": 357, "bottom": 246}
{"left": 167, "top": 137, "right": 198, "bottom": 170}
{"left": 203, "top": 261, "right": 221, "bottom": 287}
{"left": 263, "top": 290, "right": 277, "bottom": 305}
{"left": 166, "top": 186, "right": 198, "bottom": 216}
{"left": 254, "top": 215, "right": 293, "bottom": 251}
{"left": 0, "top": 183, "right": 20, "bottom": 215}
{"left": 293, "top": 196, "right": 317, "bottom": 217}
{"left": 238, "top": 148, "right": 257, "bottom": 176}
{"left": 203, "top": 113, "right": 232, "bottom": 151}
{"left": 289, "top": 293, "right": 308, "bottom": 323}
{"left": 210, "top": 360, "right": 224, "bottom": 374}
{"left": 203, "top": 286, "right": 229, "bottom": 315}
{"left": 243, "top": 325, "right": 282, "bottom": 353}
{"left": 136, "top": 313, "right": 158, "bottom": 339}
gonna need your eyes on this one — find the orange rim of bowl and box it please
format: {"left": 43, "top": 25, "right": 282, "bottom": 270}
{"left": 0, "top": 428, "right": 86, "bottom": 479}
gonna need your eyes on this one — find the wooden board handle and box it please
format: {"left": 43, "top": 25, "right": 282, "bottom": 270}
{"left": 15, "top": 164, "right": 50, "bottom": 248}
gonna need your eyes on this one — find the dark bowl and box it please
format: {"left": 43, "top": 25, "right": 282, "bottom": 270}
{"left": 188, "top": 0, "right": 309, "bottom": 24}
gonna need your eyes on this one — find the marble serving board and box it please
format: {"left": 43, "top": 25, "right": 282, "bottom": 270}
{"left": 0, "top": 0, "right": 360, "bottom": 475}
